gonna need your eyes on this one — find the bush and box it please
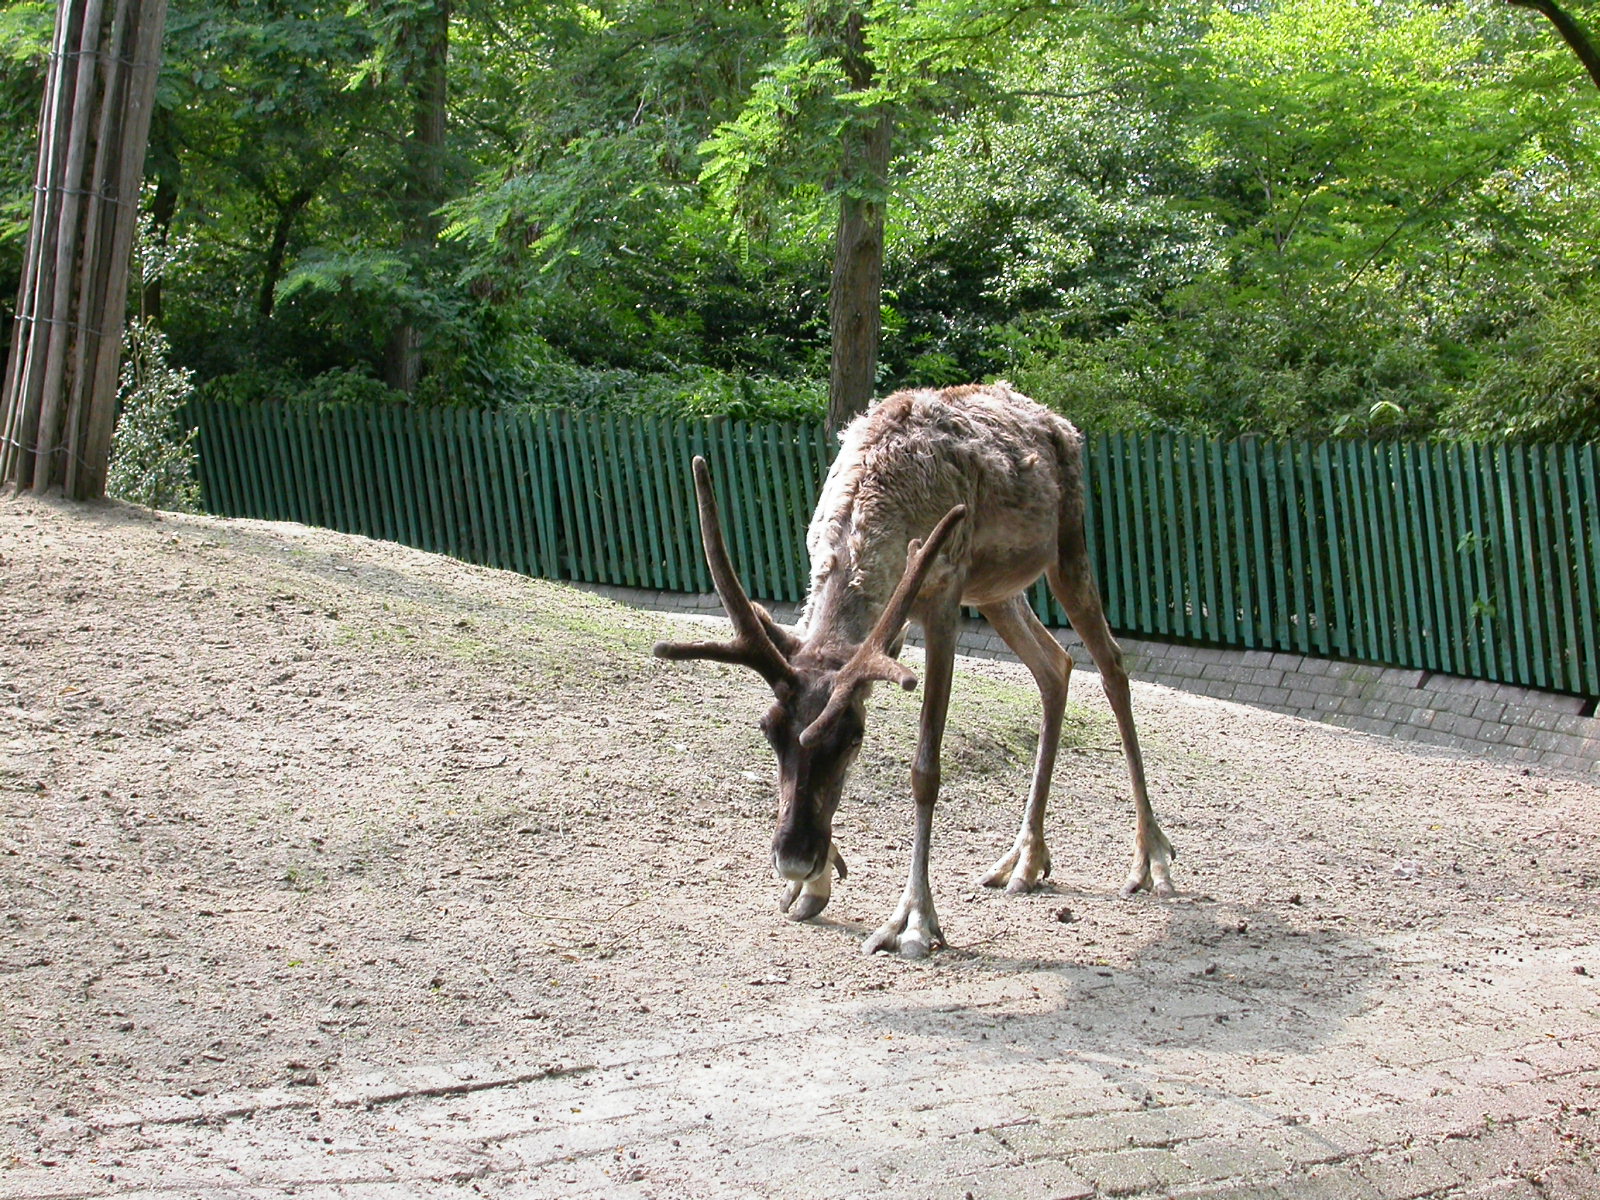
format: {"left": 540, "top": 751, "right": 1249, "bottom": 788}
{"left": 1445, "top": 287, "right": 1600, "bottom": 442}
{"left": 998, "top": 285, "right": 1465, "bottom": 439}
{"left": 197, "top": 361, "right": 825, "bottom": 422}
{"left": 108, "top": 319, "right": 201, "bottom": 511}
{"left": 197, "top": 366, "right": 407, "bottom": 410}
{"left": 508, "top": 363, "right": 824, "bottom": 422}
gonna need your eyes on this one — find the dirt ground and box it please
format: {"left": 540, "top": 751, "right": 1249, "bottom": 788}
{"left": 2, "top": 493, "right": 1598, "bottom": 1199}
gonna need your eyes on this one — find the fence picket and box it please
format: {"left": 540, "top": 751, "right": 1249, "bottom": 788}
{"left": 1391, "top": 444, "right": 1426, "bottom": 669}
{"left": 1294, "top": 443, "right": 1326, "bottom": 656}
{"left": 1567, "top": 447, "right": 1600, "bottom": 692}
{"left": 1545, "top": 447, "right": 1579, "bottom": 694}
{"left": 1526, "top": 447, "right": 1559, "bottom": 691}
{"left": 1442, "top": 443, "right": 1482, "bottom": 680}
{"left": 663, "top": 419, "right": 702, "bottom": 590}
{"left": 498, "top": 411, "right": 533, "bottom": 576}
{"left": 1430, "top": 445, "right": 1459, "bottom": 675}
{"left": 556, "top": 417, "right": 593, "bottom": 581}
{"left": 719, "top": 424, "right": 764, "bottom": 600}
{"left": 1157, "top": 436, "right": 1180, "bottom": 634}
{"left": 599, "top": 414, "right": 641, "bottom": 587}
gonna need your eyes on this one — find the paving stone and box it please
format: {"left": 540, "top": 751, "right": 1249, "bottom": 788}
{"left": 920, "top": 1159, "right": 1096, "bottom": 1200}
{"left": 1473, "top": 698, "right": 1509, "bottom": 724}
{"left": 999, "top": 1103, "right": 1223, "bottom": 1159}
{"left": 1166, "top": 1181, "right": 1291, "bottom": 1200}
{"left": 1552, "top": 711, "right": 1599, "bottom": 738}
{"left": 1276, "top": 1161, "right": 1385, "bottom": 1199}
{"left": 1355, "top": 1144, "right": 1469, "bottom": 1198}
{"left": 1170, "top": 1132, "right": 1294, "bottom": 1183}
{"left": 1069, "top": 1145, "right": 1177, "bottom": 1195}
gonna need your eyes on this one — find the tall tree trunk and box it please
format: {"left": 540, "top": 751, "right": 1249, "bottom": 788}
{"left": 384, "top": 0, "right": 449, "bottom": 397}
{"left": 825, "top": 7, "right": 891, "bottom": 434}
{"left": 0, "top": 0, "right": 168, "bottom": 499}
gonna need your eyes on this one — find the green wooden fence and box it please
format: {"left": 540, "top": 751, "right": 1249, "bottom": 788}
{"left": 186, "top": 401, "right": 1600, "bottom": 700}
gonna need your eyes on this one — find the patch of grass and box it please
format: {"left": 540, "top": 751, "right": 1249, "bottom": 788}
{"left": 281, "top": 864, "right": 328, "bottom": 893}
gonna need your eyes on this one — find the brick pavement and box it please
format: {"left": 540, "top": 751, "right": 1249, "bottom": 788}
{"left": 17, "top": 941, "right": 1599, "bottom": 1198}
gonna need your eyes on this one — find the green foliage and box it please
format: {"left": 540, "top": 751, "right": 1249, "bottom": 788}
{"left": 438, "top": 0, "right": 814, "bottom": 374}
{"left": 197, "top": 360, "right": 823, "bottom": 421}
{"left": 1448, "top": 282, "right": 1600, "bottom": 441}
{"left": 108, "top": 320, "right": 201, "bottom": 511}
{"left": 108, "top": 203, "right": 202, "bottom": 510}
{"left": 883, "top": 0, "right": 1600, "bottom": 436}
{"left": 197, "top": 365, "right": 405, "bottom": 409}
{"left": 8, "top": 0, "right": 1600, "bottom": 439}
{"left": 505, "top": 363, "right": 825, "bottom": 421}
{"left": 0, "top": 1, "right": 50, "bottom": 300}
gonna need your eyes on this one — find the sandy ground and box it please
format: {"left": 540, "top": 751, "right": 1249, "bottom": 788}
{"left": 2, "top": 493, "right": 1597, "bottom": 1199}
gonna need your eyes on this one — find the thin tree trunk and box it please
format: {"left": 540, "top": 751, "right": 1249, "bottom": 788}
{"left": 141, "top": 109, "right": 180, "bottom": 324}
{"left": 67, "top": 0, "right": 133, "bottom": 493}
{"left": 28, "top": 0, "right": 107, "bottom": 486}
{"left": 825, "top": 7, "right": 891, "bottom": 434}
{"left": 827, "top": 116, "right": 890, "bottom": 432}
{"left": 77, "top": 0, "right": 167, "bottom": 497}
{"left": 0, "top": 0, "right": 82, "bottom": 480}
{"left": 259, "top": 186, "right": 317, "bottom": 323}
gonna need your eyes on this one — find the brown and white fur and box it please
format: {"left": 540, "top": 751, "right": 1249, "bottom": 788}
{"left": 655, "top": 382, "right": 1175, "bottom": 958}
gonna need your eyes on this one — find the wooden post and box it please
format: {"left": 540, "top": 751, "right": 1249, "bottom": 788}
{"left": 0, "top": 0, "right": 169, "bottom": 500}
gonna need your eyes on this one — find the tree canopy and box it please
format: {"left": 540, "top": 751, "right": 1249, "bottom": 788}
{"left": 3, "top": 0, "right": 1600, "bottom": 439}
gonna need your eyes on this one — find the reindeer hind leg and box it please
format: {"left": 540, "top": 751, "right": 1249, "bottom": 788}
{"left": 1046, "top": 544, "right": 1176, "bottom": 899}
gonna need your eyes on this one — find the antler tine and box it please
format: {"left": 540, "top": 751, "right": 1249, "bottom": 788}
{"left": 652, "top": 456, "right": 798, "bottom": 689}
{"left": 799, "top": 504, "right": 968, "bottom": 747}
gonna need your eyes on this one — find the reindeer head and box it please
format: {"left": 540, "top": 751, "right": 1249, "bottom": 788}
{"left": 653, "top": 457, "right": 966, "bottom": 911}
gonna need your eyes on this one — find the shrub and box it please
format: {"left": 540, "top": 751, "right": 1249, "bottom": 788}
{"left": 108, "top": 319, "right": 201, "bottom": 511}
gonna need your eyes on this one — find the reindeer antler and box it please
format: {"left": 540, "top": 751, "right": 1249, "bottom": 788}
{"left": 653, "top": 457, "right": 800, "bottom": 690}
{"left": 799, "top": 504, "right": 968, "bottom": 747}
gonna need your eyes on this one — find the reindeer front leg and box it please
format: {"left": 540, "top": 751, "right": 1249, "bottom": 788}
{"left": 978, "top": 596, "right": 1070, "bottom": 893}
{"left": 864, "top": 610, "right": 958, "bottom": 959}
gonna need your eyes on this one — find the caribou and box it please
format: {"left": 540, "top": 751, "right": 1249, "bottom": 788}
{"left": 654, "top": 382, "right": 1175, "bottom": 958}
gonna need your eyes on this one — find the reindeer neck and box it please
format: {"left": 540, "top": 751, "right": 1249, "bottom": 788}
{"left": 796, "top": 514, "right": 912, "bottom": 653}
